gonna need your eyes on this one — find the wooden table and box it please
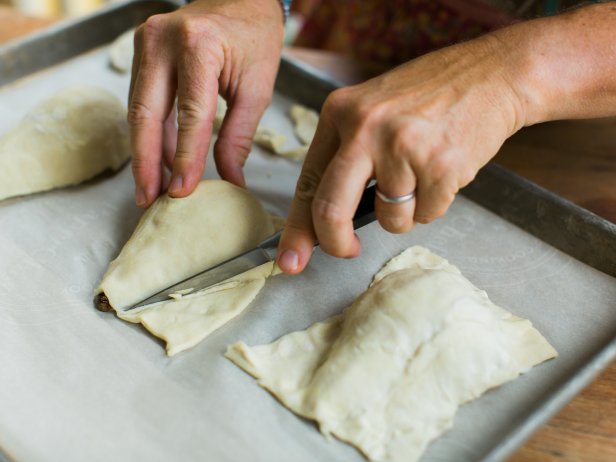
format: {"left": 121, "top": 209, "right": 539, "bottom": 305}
{"left": 2, "top": 15, "right": 615, "bottom": 462}
{"left": 0, "top": 6, "right": 54, "bottom": 43}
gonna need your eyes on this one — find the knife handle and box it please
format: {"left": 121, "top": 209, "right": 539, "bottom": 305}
{"left": 259, "top": 184, "right": 377, "bottom": 260}
{"left": 352, "top": 184, "right": 377, "bottom": 230}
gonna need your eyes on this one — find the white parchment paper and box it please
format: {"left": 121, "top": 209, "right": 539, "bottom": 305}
{"left": 0, "top": 45, "right": 615, "bottom": 462}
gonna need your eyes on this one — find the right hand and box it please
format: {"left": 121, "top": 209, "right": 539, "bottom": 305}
{"left": 276, "top": 33, "right": 528, "bottom": 274}
{"left": 128, "top": 0, "right": 285, "bottom": 207}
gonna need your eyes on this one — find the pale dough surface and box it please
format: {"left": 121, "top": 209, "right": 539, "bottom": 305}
{"left": 97, "top": 180, "right": 281, "bottom": 355}
{"left": 253, "top": 127, "right": 287, "bottom": 153}
{"left": 226, "top": 246, "right": 557, "bottom": 462}
{"left": 0, "top": 86, "right": 130, "bottom": 201}
{"left": 289, "top": 104, "right": 318, "bottom": 145}
{"left": 109, "top": 28, "right": 135, "bottom": 74}
{"left": 120, "top": 263, "right": 275, "bottom": 356}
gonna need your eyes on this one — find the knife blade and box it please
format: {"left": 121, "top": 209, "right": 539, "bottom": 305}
{"left": 126, "top": 184, "right": 377, "bottom": 311}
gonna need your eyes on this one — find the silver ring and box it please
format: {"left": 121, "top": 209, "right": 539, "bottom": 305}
{"left": 375, "top": 185, "right": 416, "bottom": 204}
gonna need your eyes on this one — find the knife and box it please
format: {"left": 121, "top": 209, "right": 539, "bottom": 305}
{"left": 126, "top": 184, "right": 377, "bottom": 310}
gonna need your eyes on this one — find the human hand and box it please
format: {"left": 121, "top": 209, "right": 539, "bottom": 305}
{"left": 277, "top": 34, "right": 528, "bottom": 274}
{"left": 128, "top": 0, "right": 285, "bottom": 207}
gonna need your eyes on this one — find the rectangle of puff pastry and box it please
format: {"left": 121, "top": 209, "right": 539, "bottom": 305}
{"left": 226, "top": 246, "right": 557, "bottom": 462}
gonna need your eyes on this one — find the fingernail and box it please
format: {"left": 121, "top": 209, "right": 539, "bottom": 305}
{"left": 278, "top": 249, "right": 299, "bottom": 272}
{"left": 169, "top": 175, "right": 183, "bottom": 195}
{"left": 135, "top": 187, "right": 147, "bottom": 207}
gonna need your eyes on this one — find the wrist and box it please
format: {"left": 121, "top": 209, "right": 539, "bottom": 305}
{"left": 477, "top": 26, "right": 541, "bottom": 134}
{"left": 489, "top": 4, "right": 616, "bottom": 126}
{"left": 489, "top": 17, "right": 559, "bottom": 128}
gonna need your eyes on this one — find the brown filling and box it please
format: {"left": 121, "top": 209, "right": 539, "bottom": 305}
{"left": 94, "top": 293, "right": 112, "bottom": 312}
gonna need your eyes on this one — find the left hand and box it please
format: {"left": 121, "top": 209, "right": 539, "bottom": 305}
{"left": 127, "top": 0, "right": 285, "bottom": 208}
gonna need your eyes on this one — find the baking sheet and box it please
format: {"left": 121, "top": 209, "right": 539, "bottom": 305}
{"left": 1, "top": 14, "right": 616, "bottom": 462}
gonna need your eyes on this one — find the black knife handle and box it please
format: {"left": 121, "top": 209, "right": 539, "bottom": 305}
{"left": 259, "top": 184, "right": 377, "bottom": 257}
{"left": 352, "top": 184, "right": 377, "bottom": 230}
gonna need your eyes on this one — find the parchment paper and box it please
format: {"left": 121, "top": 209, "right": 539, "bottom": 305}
{"left": 0, "top": 45, "right": 615, "bottom": 462}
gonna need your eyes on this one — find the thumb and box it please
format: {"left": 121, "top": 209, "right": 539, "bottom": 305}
{"left": 277, "top": 115, "right": 340, "bottom": 274}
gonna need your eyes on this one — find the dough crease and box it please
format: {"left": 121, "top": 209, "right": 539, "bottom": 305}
{"left": 226, "top": 246, "right": 557, "bottom": 462}
{"left": 97, "top": 180, "right": 281, "bottom": 355}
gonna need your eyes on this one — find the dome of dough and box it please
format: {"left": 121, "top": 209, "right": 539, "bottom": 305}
{"left": 97, "top": 180, "right": 277, "bottom": 311}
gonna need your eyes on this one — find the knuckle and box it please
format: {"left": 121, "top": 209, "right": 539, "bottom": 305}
{"left": 173, "top": 148, "right": 205, "bottom": 165}
{"left": 312, "top": 197, "right": 348, "bottom": 227}
{"left": 325, "top": 87, "right": 391, "bottom": 137}
{"left": 177, "top": 17, "right": 208, "bottom": 49}
{"left": 294, "top": 170, "right": 321, "bottom": 204}
{"left": 177, "top": 100, "right": 208, "bottom": 129}
{"left": 215, "top": 136, "right": 252, "bottom": 162}
{"left": 458, "top": 165, "right": 477, "bottom": 187}
{"left": 323, "top": 88, "right": 350, "bottom": 113}
{"left": 143, "top": 14, "right": 167, "bottom": 40}
{"left": 131, "top": 156, "right": 152, "bottom": 174}
{"left": 427, "top": 154, "right": 454, "bottom": 184}
{"left": 400, "top": 126, "right": 450, "bottom": 171}
{"left": 354, "top": 99, "right": 389, "bottom": 129}
{"left": 127, "top": 101, "right": 154, "bottom": 127}
{"left": 389, "top": 122, "right": 420, "bottom": 159}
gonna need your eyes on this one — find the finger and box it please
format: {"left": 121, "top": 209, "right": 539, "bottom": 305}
{"left": 168, "top": 47, "right": 220, "bottom": 198}
{"left": 277, "top": 116, "right": 340, "bottom": 274}
{"left": 128, "top": 19, "right": 176, "bottom": 207}
{"left": 214, "top": 88, "right": 271, "bottom": 188}
{"left": 412, "top": 155, "right": 459, "bottom": 224}
{"left": 311, "top": 141, "right": 373, "bottom": 258}
{"left": 162, "top": 104, "right": 178, "bottom": 171}
{"left": 374, "top": 155, "right": 417, "bottom": 233}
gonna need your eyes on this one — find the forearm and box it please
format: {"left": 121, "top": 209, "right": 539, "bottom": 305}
{"left": 493, "top": 2, "right": 616, "bottom": 125}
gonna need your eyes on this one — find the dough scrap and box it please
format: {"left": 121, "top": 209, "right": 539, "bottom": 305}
{"left": 289, "top": 104, "right": 318, "bottom": 145}
{"left": 0, "top": 86, "right": 130, "bottom": 201}
{"left": 253, "top": 127, "right": 287, "bottom": 153}
{"left": 97, "top": 180, "right": 281, "bottom": 355}
{"left": 277, "top": 145, "right": 309, "bottom": 161}
{"left": 213, "top": 96, "right": 308, "bottom": 161}
{"left": 109, "top": 28, "right": 135, "bottom": 73}
{"left": 226, "top": 246, "right": 557, "bottom": 462}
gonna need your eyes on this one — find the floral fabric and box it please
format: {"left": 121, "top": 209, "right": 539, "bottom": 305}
{"left": 293, "top": 0, "right": 586, "bottom": 66}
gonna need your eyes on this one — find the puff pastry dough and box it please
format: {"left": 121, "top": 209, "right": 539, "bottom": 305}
{"left": 226, "top": 246, "right": 557, "bottom": 462}
{"left": 289, "top": 104, "right": 318, "bottom": 145}
{"left": 109, "top": 28, "right": 135, "bottom": 73}
{"left": 97, "top": 180, "right": 280, "bottom": 355}
{"left": 213, "top": 96, "right": 309, "bottom": 160}
{"left": 0, "top": 86, "right": 130, "bottom": 201}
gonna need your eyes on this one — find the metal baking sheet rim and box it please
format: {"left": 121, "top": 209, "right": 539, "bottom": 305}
{"left": 0, "top": 2, "right": 614, "bottom": 461}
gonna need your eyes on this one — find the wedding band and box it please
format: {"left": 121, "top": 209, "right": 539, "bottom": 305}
{"left": 375, "top": 186, "right": 416, "bottom": 204}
